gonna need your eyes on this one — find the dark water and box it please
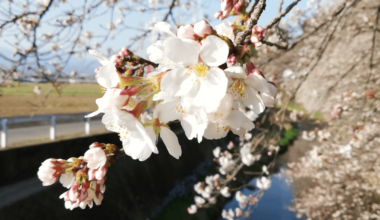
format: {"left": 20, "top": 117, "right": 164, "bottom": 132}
{"left": 219, "top": 172, "right": 298, "bottom": 220}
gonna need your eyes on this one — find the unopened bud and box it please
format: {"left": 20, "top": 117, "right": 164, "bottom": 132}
{"left": 194, "top": 20, "right": 214, "bottom": 38}
{"left": 124, "top": 68, "right": 135, "bottom": 77}
{"left": 120, "top": 47, "right": 130, "bottom": 56}
{"left": 214, "top": 11, "right": 223, "bottom": 20}
{"left": 136, "top": 68, "right": 144, "bottom": 77}
{"left": 178, "top": 25, "right": 199, "bottom": 40}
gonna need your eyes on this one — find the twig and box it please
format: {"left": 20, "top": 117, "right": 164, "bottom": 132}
{"left": 265, "top": 0, "right": 301, "bottom": 30}
{"left": 262, "top": 39, "right": 288, "bottom": 50}
{"left": 364, "top": 6, "right": 380, "bottom": 90}
{"left": 0, "top": 11, "right": 40, "bottom": 29}
{"left": 234, "top": 0, "right": 266, "bottom": 46}
{"left": 278, "top": 0, "right": 283, "bottom": 14}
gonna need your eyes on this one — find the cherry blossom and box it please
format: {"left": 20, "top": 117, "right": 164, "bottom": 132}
{"left": 236, "top": 191, "right": 249, "bottom": 208}
{"left": 187, "top": 204, "right": 197, "bottom": 214}
{"left": 224, "top": 62, "right": 277, "bottom": 114}
{"left": 215, "top": 20, "right": 235, "bottom": 41}
{"left": 102, "top": 108, "right": 158, "bottom": 161}
{"left": 37, "top": 159, "right": 66, "bottom": 186}
{"left": 84, "top": 147, "right": 107, "bottom": 170}
{"left": 256, "top": 177, "right": 271, "bottom": 190}
{"left": 222, "top": 208, "right": 235, "bottom": 220}
{"left": 60, "top": 172, "right": 75, "bottom": 189}
{"left": 195, "top": 196, "right": 206, "bottom": 206}
{"left": 213, "top": 146, "right": 221, "bottom": 158}
{"left": 86, "top": 50, "right": 128, "bottom": 118}
{"left": 221, "top": 186, "right": 231, "bottom": 197}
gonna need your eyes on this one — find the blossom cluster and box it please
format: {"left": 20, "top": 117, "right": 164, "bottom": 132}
{"left": 187, "top": 123, "right": 278, "bottom": 217}
{"left": 37, "top": 142, "right": 119, "bottom": 210}
{"left": 85, "top": 19, "right": 276, "bottom": 163}
{"left": 287, "top": 87, "right": 380, "bottom": 219}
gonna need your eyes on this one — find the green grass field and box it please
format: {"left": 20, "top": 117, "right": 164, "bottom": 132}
{"left": 1, "top": 82, "right": 103, "bottom": 96}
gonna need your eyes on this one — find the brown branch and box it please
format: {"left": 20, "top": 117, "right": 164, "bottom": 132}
{"left": 0, "top": 11, "right": 40, "bottom": 29}
{"left": 246, "top": 0, "right": 259, "bottom": 15}
{"left": 30, "top": 0, "right": 62, "bottom": 95}
{"left": 262, "top": 39, "right": 288, "bottom": 50}
{"left": 365, "top": 5, "right": 380, "bottom": 90}
{"left": 265, "top": 0, "right": 301, "bottom": 30}
{"left": 288, "top": 6, "right": 346, "bottom": 103}
{"left": 163, "top": 0, "right": 176, "bottom": 22}
{"left": 127, "top": 0, "right": 177, "bottom": 49}
{"left": 234, "top": 0, "right": 266, "bottom": 46}
{"left": 278, "top": 0, "right": 283, "bottom": 14}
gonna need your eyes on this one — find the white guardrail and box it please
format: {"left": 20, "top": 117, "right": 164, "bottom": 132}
{"left": 0, "top": 113, "right": 99, "bottom": 148}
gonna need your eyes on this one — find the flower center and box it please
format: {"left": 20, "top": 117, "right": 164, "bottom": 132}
{"left": 229, "top": 79, "right": 248, "bottom": 102}
{"left": 188, "top": 63, "right": 209, "bottom": 79}
{"left": 174, "top": 105, "right": 186, "bottom": 116}
{"left": 109, "top": 124, "right": 128, "bottom": 139}
{"left": 215, "top": 123, "right": 231, "bottom": 133}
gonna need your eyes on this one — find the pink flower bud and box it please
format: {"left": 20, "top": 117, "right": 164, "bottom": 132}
{"left": 214, "top": 11, "right": 223, "bottom": 20}
{"left": 89, "top": 142, "right": 104, "bottom": 148}
{"left": 94, "top": 66, "right": 101, "bottom": 74}
{"left": 97, "top": 178, "right": 106, "bottom": 185}
{"left": 88, "top": 169, "right": 96, "bottom": 181}
{"left": 194, "top": 20, "right": 214, "bottom": 38}
{"left": 250, "top": 35, "right": 259, "bottom": 43}
{"left": 221, "top": 0, "right": 232, "bottom": 11}
{"left": 235, "top": 208, "right": 243, "bottom": 216}
{"left": 251, "top": 26, "right": 266, "bottom": 46}
{"left": 95, "top": 166, "right": 107, "bottom": 180}
{"left": 81, "top": 181, "right": 90, "bottom": 191}
{"left": 93, "top": 193, "right": 103, "bottom": 206}
{"left": 227, "top": 55, "right": 236, "bottom": 66}
{"left": 222, "top": 7, "right": 233, "bottom": 18}
{"left": 233, "top": 0, "right": 244, "bottom": 14}
{"left": 178, "top": 25, "right": 199, "bottom": 40}
{"left": 59, "top": 191, "right": 70, "bottom": 202}
{"left": 267, "top": 82, "right": 277, "bottom": 98}
{"left": 246, "top": 62, "right": 256, "bottom": 74}
{"left": 121, "top": 47, "right": 130, "bottom": 56}
{"left": 227, "top": 141, "right": 234, "bottom": 149}
{"left": 79, "top": 191, "right": 88, "bottom": 203}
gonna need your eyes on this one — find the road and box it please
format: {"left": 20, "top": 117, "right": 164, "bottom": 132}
{"left": 4, "top": 120, "right": 107, "bottom": 146}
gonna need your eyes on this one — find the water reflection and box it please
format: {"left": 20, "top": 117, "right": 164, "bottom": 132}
{"left": 219, "top": 171, "right": 299, "bottom": 220}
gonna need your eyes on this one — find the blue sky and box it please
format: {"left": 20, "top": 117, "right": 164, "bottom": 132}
{"left": 0, "top": 0, "right": 307, "bottom": 75}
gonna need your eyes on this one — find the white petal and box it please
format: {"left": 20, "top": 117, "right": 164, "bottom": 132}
{"left": 204, "top": 123, "right": 229, "bottom": 139}
{"left": 215, "top": 20, "right": 235, "bottom": 42}
{"left": 187, "top": 68, "right": 227, "bottom": 108}
{"left": 160, "top": 126, "right": 182, "bottom": 159}
{"left": 196, "top": 123, "right": 207, "bottom": 143}
{"left": 161, "top": 68, "right": 193, "bottom": 97}
{"left": 245, "top": 87, "right": 265, "bottom": 114}
{"left": 89, "top": 49, "right": 110, "bottom": 66}
{"left": 163, "top": 37, "right": 200, "bottom": 66}
{"left": 245, "top": 74, "right": 269, "bottom": 94}
{"left": 224, "top": 66, "right": 247, "bottom": 79}
{"left": 94, "top": 88, "right": 128, "bottom": 113}
{"left": 135, "top": 122, "right": 158, "bottom": 153}
{"left": 153, "top": 91, "right": 172, "bottom": 101}
{"left": 181, "top": 115, "right": 198, "bottom": 140}
{"left": 200, "top": 36, "right": 229, "bottom": 67}
{"left": 97, "top": 63, "right": 119, "bottom": 88}
{"left": 147, "top": 40, "right": 164, "bottom": 63}
{"left": 138, "top": 145, "right": 153, "bottom": 161}
{"left": 150, "top": 22, "right": 177, "bottom": 38}
{"left": 85, "top": 110, "right": 101, "bottom": 118}
{"left": 261, "top": 93, "right": 275, "bottom": 107}
{"left": 154, "top": 98, "right": 182, "bottom": 123}
{"left": 226, "top": 110, "right": 254, "bottom": 131}
{"left": 267, "top": 82, "right": 277, "bottom": 98}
